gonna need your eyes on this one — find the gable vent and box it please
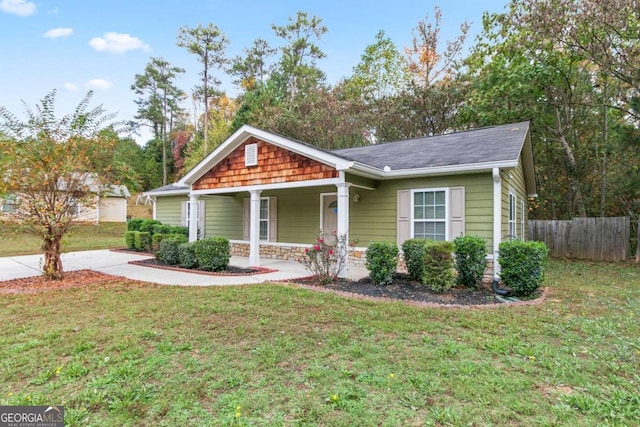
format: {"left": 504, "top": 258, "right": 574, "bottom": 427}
{"left": 245, "top": 143, "right": 258, "bottom": 166}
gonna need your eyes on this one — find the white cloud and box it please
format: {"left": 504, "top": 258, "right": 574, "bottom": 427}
{"left": 63, "top": 82, "right": 78, "bottom": 91}
{"left": 43, "top": 27, "right": 73, "bottom": 39}
{"left": 86, "top": 79, "right": 113, "bottom": 90}
{"left": 0, "top": 0, "right": 36, "bottom": 16}
{"left": 88, "top": 32, "right": 150, "bottom": 54}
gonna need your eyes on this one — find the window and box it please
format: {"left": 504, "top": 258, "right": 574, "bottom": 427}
{"left": 413, "top": 189, "right": 447, "bottom": 241}
{"left": 520, "top": 199, "right": 526, "bottom": 239}
{"left": 259, "top": 198, "right": 269, "bottom": 240}
{"left": 508, "top": 193, "right": 517, "bottom": 239}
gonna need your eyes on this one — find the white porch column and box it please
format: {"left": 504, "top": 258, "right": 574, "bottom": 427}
{"left": 249, "top": 190, "right": 262, "bottom": 266}
{"left": 492, "top": 168, "right": 502, "bottom": 278}
{"left": 336, "top": 182, "right": 351, "bottom": 278}
{"left": 188, "top": 194, "right": 199, "bottom": 242}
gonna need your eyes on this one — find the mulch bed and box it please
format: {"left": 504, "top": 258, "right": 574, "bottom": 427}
{"left": 0, "top": 270, "right": 133, "bottom": 294}
{"left": 0, "top": 268, "right": 548, "bottom": 308}
{"left": 129, "top": 258, "right": 277, "bottom": 276}
{"left": 289, "top": 273, "right": 548, "bottom": 308}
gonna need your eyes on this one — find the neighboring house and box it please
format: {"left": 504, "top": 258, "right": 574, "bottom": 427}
{"left": 74, "top": 184, "right": 131, "bottom": 223}
{"left": 1, "top": 183, "right": 131, "bottom": 224}
{"left": 144, "top": 122, "right": 536, "bottom": 277}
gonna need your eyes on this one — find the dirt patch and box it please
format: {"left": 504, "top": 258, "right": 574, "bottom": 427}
{"left": 130, "top": 258, "right": 277, "bottom": 276}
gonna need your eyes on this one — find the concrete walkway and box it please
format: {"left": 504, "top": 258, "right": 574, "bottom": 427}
{"left": 0, "top": 250, "right": 369, "bottom": 286}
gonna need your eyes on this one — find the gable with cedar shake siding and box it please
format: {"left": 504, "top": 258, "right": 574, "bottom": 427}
{"left": 144, "top": 122, "right": 536, "bottom": 277}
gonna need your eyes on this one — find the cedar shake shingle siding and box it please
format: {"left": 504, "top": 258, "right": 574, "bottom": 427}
{"left": 193, "top": 138, "right": 338, "bottom": 190}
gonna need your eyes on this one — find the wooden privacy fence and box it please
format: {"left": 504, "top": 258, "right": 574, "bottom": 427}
{"left": 528, "top": 217, "right": 629, "bottom": 262}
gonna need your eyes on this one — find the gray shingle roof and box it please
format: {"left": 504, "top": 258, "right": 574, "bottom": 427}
{"left": 331, "top": 121, "right": 530, "bottom": 170}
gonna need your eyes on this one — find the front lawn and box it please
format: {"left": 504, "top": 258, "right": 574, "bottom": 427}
{"left": 0, "top": 260, "right": 638, "bottom": 426}
{"left": 0, "top": 222, "right": 126, "bottom": 257}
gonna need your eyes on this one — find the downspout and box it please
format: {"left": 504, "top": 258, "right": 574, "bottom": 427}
{"left": 492, "top": 168, "right": 502, "bottom": 280}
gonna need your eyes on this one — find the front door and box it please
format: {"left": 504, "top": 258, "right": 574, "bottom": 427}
{"left": 322, "top": 194, "right": 338, "bottom": 234}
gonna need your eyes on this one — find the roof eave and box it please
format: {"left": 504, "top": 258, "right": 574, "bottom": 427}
{"left": 143, "top": 188, "right": 189, "bottom": 197}
{"left": 347, "top": 160, "right": 519, "bottom": 179}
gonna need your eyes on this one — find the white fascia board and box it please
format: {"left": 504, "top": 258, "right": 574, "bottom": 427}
{"left": 379, "top": 160, "right": 518, "bottom": 179}
{"left": 190, "top": 177, "right": 343, "bottom": 196}
{"left": 179, "top": 125, "right": 353, "bottom": 186}
{"left": 143, "top": 188, "right": 190, "bottom": 197}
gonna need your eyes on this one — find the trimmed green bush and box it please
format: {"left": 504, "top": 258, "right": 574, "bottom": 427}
{"left": 151, "top": 233, "right": 167, "bottom": 252}
{"left": 498, "top": 240, "right": 549, "bottom": 297}
{"left": 169, "top": 225, "right": 188, "bottom": 236}
{"left": 193, "top": 237, "right": 230, "bottom": 271}
{"left": 127, "top": 218, "right": 145, "bottom": 232}
{"left": 422, "top": 240, "right": 455, "bottom": 293}
{"left": 139, "top": 219, "right": 162, "bottom": 235}
{"left": 124, "top": 231, "right": 136, "bottom": 249}
{"left": 401, "top": 238, "right": 428, "bottom": 281}
{"left": 453, "top": 235, "right": 487, "bottom": 288}
{"left": 134, "top": 231, "right": 151, "bottom": 252}
{"left": 156, "top": 235, "right": 189, "bottom": 265}
{"left": 152, "top": 224, "right": 172, "bottom": 235}
{"left": 365, "top": 241, "right": 399, "bottom": 286}
{"left": 178, "top": 242, "right": 197, "bottom": 269}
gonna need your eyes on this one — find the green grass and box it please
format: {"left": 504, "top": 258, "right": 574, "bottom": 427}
{"left": 0, "top": 222, "right": 126, "bottom": 257}
{"left": 1, "top": 260, "right": 639, "bottom": 426}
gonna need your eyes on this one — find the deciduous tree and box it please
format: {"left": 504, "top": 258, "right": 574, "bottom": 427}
{"left": 0, "top": 90, "right": 125, "bottom": 279}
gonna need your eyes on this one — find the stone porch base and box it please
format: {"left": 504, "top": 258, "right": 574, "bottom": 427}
{"left": 230, "top": 241, "right": 495, "bottom": 278}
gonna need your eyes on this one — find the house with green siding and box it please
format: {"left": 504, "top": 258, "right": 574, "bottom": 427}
{"left": 144, "top": 121, "right": 536, "bottom": 278}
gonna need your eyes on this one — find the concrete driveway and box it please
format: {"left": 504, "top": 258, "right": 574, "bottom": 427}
{"left": 0, "top": 250, "right": 368, "bottom": 286}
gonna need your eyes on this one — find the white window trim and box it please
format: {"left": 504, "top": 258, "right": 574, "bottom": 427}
{"left": 508, "top": 192, "right": 517, "bottom": 239}
{"left": 410, "top": 187, "right": 449, "bottom": 241}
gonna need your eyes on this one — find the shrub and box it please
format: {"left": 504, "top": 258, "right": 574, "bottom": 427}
{"left": 193, "top": 237, "right": 230, "bottom": 271}
{"left": 299, "top": 231, "right": 349, "bottom": 284}
{"left": 151, "top": 233, "right": 167, "bottom": 252}
{"left": 134, "top": 231, "right": 151, "bottom": 252}
{"left": 127, "top": 218, "right": 145, "bottom": 232}
{"left": 453, "top": 235, "right": 487, "bottom": 288}
{"left": 422, "top": 240, "right": 455, "bottom": 293}
{"left": 169, "top": 225, "right": 188, "bottom": 236}
{"left": 178, "top": 242, "right": 198, "bottom": 269}
{"left": 365, "top": 241, "right": 399, "bottom": 286}
{"left": 152, "top": 224, "right": 172, "bottom": 235}
{"left": 156, "top": 235, "right": 189, "bottom": 265}
{"left": 124, "top": 231, "right": 136, "bottom": 249}
{"left": 401, "top": 238, "right": 428, "bottom": 281}
{"left": 139, "top": 219, "right": 162, "bottom": 235}
{"left": 498, "top": 240, "right": 549, "bottom": 297}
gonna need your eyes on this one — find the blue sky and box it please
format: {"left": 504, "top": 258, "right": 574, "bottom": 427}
{"left": 0, "top": 0, "right": 508, "bottom": 143}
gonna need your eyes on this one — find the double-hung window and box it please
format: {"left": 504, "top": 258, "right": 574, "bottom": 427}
{"left": 508, "top": 193, "right": 517, "bottom": 238}
{"left": 413, "top": 189, "right": 447, "bottom": 241}
{"left": 259, "top": 198, "right": 269, "bottom": 241}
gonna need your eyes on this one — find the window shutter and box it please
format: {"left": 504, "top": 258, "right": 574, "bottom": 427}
{"left": 449, "top": 186, "right": 465, "bottom": 239}
{"left": 268, "top": 197, "right": 277, "bottom": 241}
{"left": 180, "top": 201, "right": 187, "bottom": 226}
{"left": 198, "top": 200, "right": 206, "bottom": 238}
{"left": 397, "top": 190, "right": 410, "bottom": 245}
{"left": 243, "top": 198, "right": 250, "bottom": 240}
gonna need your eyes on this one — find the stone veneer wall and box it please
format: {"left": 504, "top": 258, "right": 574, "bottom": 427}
{"left": 230, "top": 242, "right": 495, "bottom": 278}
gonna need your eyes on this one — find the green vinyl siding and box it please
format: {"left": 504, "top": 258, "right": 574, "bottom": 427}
{"left": 155, "top": 195, "right": 187, "bottom": 225}
{"left": 202, "top": 195, "right": 243, "bottom": 239}
{"left": 349, "top": 173, "right": 494, "bottom": 251}
{"left": 262, "top": 186, "right": 335, "bottom": 243}
{"left": 501, "top": 157, "right": 528, "bottom": 240}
